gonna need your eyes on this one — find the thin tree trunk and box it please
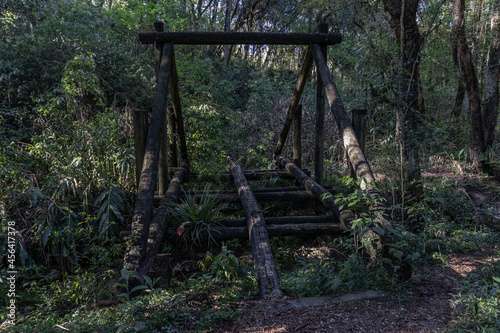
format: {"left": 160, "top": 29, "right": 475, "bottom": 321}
{"left": 453, "top": 78, "right": 466, "bottom": 121}
{"left": 452, "top": 0, "right": 486, "bottom": 172}
{"left": 382, "top": 0, "right": 424, "bottom": 203}
{"left": 483, "top": 0, "right": 500, "bottom": 150}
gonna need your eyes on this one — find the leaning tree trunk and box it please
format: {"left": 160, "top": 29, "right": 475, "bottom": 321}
{"left": 382, "top": 0, "right": 424, "bottom": 205}
{"left": 483, "top": 0, "right": 500, "bottom": 150}
{"left": 452, "top": 0, "right": 486, "bottom": 172}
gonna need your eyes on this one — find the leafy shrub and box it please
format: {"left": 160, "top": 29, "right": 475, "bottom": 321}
{"left": 452, "top": 260, "right": 500, "bottom": 331}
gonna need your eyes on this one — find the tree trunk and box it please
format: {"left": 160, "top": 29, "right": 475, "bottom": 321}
{"left": 483, "top": 0, "right": 500, "bottom": 150}
{"left": 452, "top": 0, "right": 486, "bottom": 172}
{"left": 452, "top": 78, "right": 466, "bottom": 121}
{"left": 382, "top": 0, "right": 424, "bottom": 203}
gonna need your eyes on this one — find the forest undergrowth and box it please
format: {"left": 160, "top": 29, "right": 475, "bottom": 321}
{"left": 1, "top": 0, "right": 500, "bottom": 332}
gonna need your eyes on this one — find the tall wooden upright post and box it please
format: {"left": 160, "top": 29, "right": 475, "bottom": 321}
{"left": 167, "top": 106, "right": 178, "bottom": 167}
{"left": 133, "top": 110, "right": 149, "bottom": 189}
{"left": 293, "top": 105, "right": 302, "bottom": 168}
{"left": 155, "top": 21, "right": 169, "bottom": 196}
{"left": 314, "top": 23, "right": 328, "bottom": 185}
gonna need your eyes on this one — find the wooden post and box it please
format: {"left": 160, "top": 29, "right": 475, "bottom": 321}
{"left": 293, "top": 105, "right": 302, "bottom": 168}
{"left": 154, "top": 21, "right": 164, "bottom": 81}
{"left": 274, "top": 49, "right": 313, "bottom": 158}
{"left": 138, "top": 162, "right": 188, "bottom": 277}
{"left": 227, "top": 156, "right": 283, "bottom": 299}
{"left": 315, "top": 23, "right": 328, "bottom": 185}
{"left": 159, "top": 121, "right": 169, "bottom": 196}
{"left": 155, "top": 21, "right": 169, "bottom": 196}
{"left": 349, "top": 109, "right": 368, "bottom": 179}
{"left": 167, "top": 107, "right": 178, "bottom": 167}
{"left": 133, "top": 110, "right": 149, "bottom": 190}
{"left": 124, "top": 43, "right": 173, "bottom": 274}
{"left": 169, "top": 49, "right": 189, "bottom": 163}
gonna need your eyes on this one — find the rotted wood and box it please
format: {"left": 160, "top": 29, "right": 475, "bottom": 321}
{"left": 154, "top": 21, "right": 164, "bottom": 81}
{"left": 124, "top": 43, "right": 173, "bottom": 274}
{"left": 274, "top": 48, "right": 314, "bottom": 158}
{"left": 314, "top": 23, "right": 328, "bottom": 186}
{"left": 227, "top": 156, "right": 283, "bottom": 298}
{"left": 139, "top": 31, "right": 342, "bottom": 45}
{"left": 275, "top": 155, "right": 354, "bottom": 230}
{"left": 169, "top": 47, "right": 189, "bottom": 163}
{"left": 311, "top": 44, "right": 411, "bottom": 280}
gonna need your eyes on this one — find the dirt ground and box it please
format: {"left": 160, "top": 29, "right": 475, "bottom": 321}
{"left": 211, "top": 167, "right": 500, "bottom": 333}
{"left": 210, "top": 254, "right": 498, "bottom": 333}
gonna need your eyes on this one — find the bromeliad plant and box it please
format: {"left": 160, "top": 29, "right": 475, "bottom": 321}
{"left": 170, "top": 184, "right": 227, "bottom": 251}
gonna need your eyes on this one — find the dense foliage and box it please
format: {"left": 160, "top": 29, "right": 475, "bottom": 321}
{"left": 1, "top": 0, "right": 500, "bottom": 332}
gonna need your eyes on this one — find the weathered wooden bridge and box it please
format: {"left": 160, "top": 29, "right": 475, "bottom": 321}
{"left": 122, "top": 23, "right": 409, "bottom": 299}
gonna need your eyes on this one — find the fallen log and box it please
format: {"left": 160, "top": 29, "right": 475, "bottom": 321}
{"left": 216, "top": 215, "right": 341, "bottom": 227}
{"left": 228, "top": 156, "right": 283, "bottom": 298}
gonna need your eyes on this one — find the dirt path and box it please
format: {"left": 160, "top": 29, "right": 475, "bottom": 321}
{"left": 213, "top": 253, "right": 500, "bottom": 332}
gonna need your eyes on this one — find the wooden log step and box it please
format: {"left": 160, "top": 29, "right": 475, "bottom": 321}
{"left": 178, "top": 188, "right": 315, "bottom": 203}
{"left": 181, "top": 168, "right": 311, "bottom": 181}
{"left": 166, "top": 221, "right": 345, "bottom": 241}
{"left": 218, "top": 215, "right": 342, "bottom": 227}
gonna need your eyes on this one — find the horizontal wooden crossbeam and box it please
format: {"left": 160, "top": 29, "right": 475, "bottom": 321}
{"left": 138, "top": 32, "right": 342, "bottom": 45}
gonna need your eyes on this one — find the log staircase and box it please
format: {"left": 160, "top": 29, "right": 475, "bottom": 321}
{"left": 121, "top": 23, "right": 410, "bottom": 299}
